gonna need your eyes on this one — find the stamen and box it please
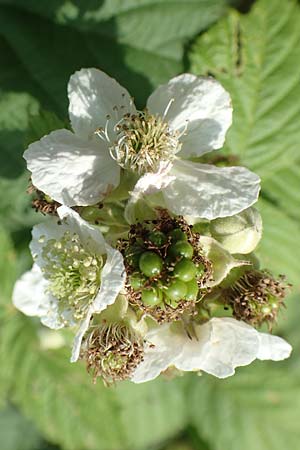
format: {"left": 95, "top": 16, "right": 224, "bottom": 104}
{"left": 95, "top": 109, "right": 182, "bottom": 175}
{"left": 81, "top": 322, "right": 144, "bottom": 385}
{"left": 104, "top": 118, "right": 110, "bottom": 142}
{"left": 112, "top": 111, "right": 181, "bottom": 174}
{"left": 41, "top": 231, "right": 104, "bottom": 324}
{"left": 177, "top": 119, "right": 189, "bottom": 138}
{"left": 222, "top": 269, "right": 289, "bottom": 328}
{"left": 162, "top": 98, "right": 175, "bottom": 119}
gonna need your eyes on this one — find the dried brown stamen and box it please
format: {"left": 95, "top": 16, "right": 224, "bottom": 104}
{"left": 28, "top": 182, "right": 60, "bottom": 216}
{"left": 222, "top": 269, "right": 290, "bottom": 328}
{"left": 81, "top": 322, "right": 144, "bottom": 385}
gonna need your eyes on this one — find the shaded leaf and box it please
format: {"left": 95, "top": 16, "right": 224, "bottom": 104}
{"left": 0, "top": 404, "right": 42, "bottom": 450}
{"left": 189, "top": 366, "right": 300, "bottom": 450}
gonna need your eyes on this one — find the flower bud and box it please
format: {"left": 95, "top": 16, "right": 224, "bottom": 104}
{"left": 209, "top": 207, "right": 262, "bottom": 254}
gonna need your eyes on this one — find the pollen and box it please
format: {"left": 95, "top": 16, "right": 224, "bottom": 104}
{"left": 41, "top": 231, "right": 104, "bottom": 323}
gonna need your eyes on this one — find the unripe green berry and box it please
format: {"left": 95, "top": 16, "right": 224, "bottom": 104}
{"left": 141, "top": 287, "right": 162, "bottom": 306}
{"left": 139, "top": 251, "right": 163, "bottom": 277}
{"left": 168, "top": 240, "right": 194, "bottom": 259}
{"left": 185, "top": 278, "right": 199, "bottom": 301}
{"left": 165, "top": 279, "right": 187, "bottom": 302}
{"left": 168, "top": 228, "right": 187, "bottom": 242}
{"left": 173, "top": 258, "right": 197, "bottom": 282}
{"left": 129, "top": 273, "right": 145, "bottom": 291}
{"left": 148, "top": 231, "right": 167, "bottom": 246}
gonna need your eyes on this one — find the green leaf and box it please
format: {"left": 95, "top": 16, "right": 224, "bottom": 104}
{"left": 114, "top": 378, "right": 187, "bottom": 450}
{"left": 0, "top": 311, "right": 187, "bottom": 450}
{"left": 0, "top": 404, "right": 42, "bottom": 450}
{"left": 161, "top": 442, "right": 195, "bottom": 450}
{"left": 25, "top": 109, "right": 67, "bottom": 147}
{"left": 189, "top": 366, "right": 300, "bottom": 450}
{"left": 0, "top": 0, "right": 228, "bottom": 110}
{"left": 190, "top": 0, "right": 300, "bottom": 222}
{"left": 256, "top": 200, "right": 300, "bottom": 286}
{"left": 0, "top": 225, "right": 17, "bottom": 304}
{"left": 0, "top": 174, "right": 37, "bottom": 233}
{"left": 0, "top": 38, "right": 41, "bottom": 178}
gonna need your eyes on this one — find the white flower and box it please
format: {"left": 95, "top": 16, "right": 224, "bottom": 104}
{"left": 131, "top": 317, "right": 292, "bottom": 383}
{"left": 24, "top": 69, "right": 260, "bottom": 220}
{"left": 12, "top": 206, "right": 126, "bottom": 362}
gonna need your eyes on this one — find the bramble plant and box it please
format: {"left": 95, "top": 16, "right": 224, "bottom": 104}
{"left": 13, "top": 68, "right": 291, "bottom": 385}
{"left": 1, "top": 1, "right": 300, "bottom": 449}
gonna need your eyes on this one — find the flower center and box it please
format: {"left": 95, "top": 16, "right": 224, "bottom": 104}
{"left": 81, "top": 322, "right": 144, "bottom": 384}
{"left": 96, "top": 110, "right": 181, "bottom": 174}
{"left": 41, "top": 231, "right": 104, "bottom": 323}
{"left": 223, "top": 270, "right": 289, "bottom": 328}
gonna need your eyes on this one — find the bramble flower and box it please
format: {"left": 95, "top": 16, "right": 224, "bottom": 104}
{"left": 24, "top": 69, "right": 260, "bottom": 220}
{"left": 131, "top": 317, "right": 292, "bottom": 383}
{"left": 79, "top": 296, "right": 146, "bottom": 384}
{"left": 12, "top": 206, "right": 126, "bottom": 361}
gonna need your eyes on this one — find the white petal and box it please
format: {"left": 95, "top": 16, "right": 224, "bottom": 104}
{"left": 68, "top": 68, "right": 136, "bottom": 139}
{"left": 200, "top": 236, "right": 250, "bottom": 287}
{"left": 174, "top": 318, "right": 260, "bottom": 378}
{"left": 147, "top": 74, "right": 232, "bottom": 157}
{"left": 30, "top": 207, "right": 106, "bottom": 268}
{"left": 92, "top": 244, "right": 126, "bottom": 313}
{"left": 24, "top": 129, "right": 120, "bottom": 206}
{"left": 257, "top": 333, "right": 292, "bottom": 361}
{"left": 124, "top": 161, "right": 175, "bottom": 223}
{"left": 12, "top": 264, "right": 51, "bottom": 317}
{"left": 30, "top": 217, "right": 65, "bottom": 268}
{"left": 71, "top": 244, "right": 126, "bottom": 362}
{"left": 57, "top": 206, "right": 106, "bottom": 254}
{"left": 12, "top": 264, "right": 64, "bottom": 330}
{"left": 131, "top": 324, "right": 183, "bottom": 383}
{"left": 40, "top": 303, "right": 67, "bottom": 330}
{"left": 172, "top": 322, "right": 212, "bottom": 371}
{"left": 71, "top": 313, "right": 92, "bottom": 362}
{"left": 163, "top": 159, "right": 260, "bottom": 220}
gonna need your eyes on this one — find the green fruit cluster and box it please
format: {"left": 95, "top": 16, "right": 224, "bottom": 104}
{"left": 126, "top": 228, "right": 205, "bottom": 308}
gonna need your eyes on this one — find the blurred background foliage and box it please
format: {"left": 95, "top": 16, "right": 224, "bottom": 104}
{"left": 0, "top": 0, "right": 299, "bottom": 449}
